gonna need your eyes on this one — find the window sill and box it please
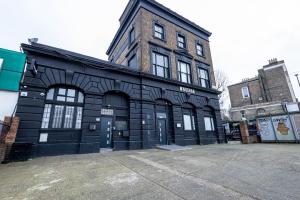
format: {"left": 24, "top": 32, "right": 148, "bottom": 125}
{"left": 153, "top": 36, "right": 167, "bottom": 43}
{"left": 199, "top": 85, "right": 211, "bottom": 89}
{"left": 40, "top": 128, "right": 82, "bottom": 131}
{"left": 196, "top": 54, "right": 206, "bottom": 59}
{"left": 128, "top": 39, "right": 137, "bottom": 50}
{"left": 177, "top": 46, "right": 187, "bottom": 51}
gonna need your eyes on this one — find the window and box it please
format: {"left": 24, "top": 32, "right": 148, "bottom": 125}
{"left": 196, "top": 43, "right": 204, "bottom": 56}
{"left": 177, "top": 34, "right": 186, "bottom": 48}
{"left": 177, "top": 61, "right": 191, "bottom": 84}
{"left": 41, "top": 104, "right": 52, "bottom": 128}
{"left": 198, "top": 68, "right": 210, "bottom": 88}
{"left": 242, "top": 86, "right": 250, "bottom": 98}
{"left": 240, "top": 110, "right": 246, "bottom": 118}
{"left": 128, "top": 55, "right": 137, "bottom": 69}
{"left": 41, "top": 87, "right": 84, "bottom": 129}
{"left": 152, "top": 52, "right": 169, "bottom": 78}
{"left": 204, "top": 117, "right": 215, "bottom": 131}
{"left": 115, "top": 117, "right": 128, "bottom": 131}
{"left": 154, "top": 23, "right": 164, "bottom": 40}
{"left": 129, "top": 28, "right": 135, "bottom": 44}
{"left": 183, "top": 114, "right": 195, "bottom": 131}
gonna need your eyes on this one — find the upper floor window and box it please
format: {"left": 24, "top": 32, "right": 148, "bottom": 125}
{"left": 196, "top": 43, "right": 204, "bottom": 56}
{"left": 152, "top": 52, "right": 169, "bottom": 78}
{"left": 240, "top": 110, "right": 246, "bottom": 118}
{"left": 154, "top": 23, "right": 164, "bottom": 40}
{"left": 198, "top": 68, "right": 210, "bottom": 88}
{"left": 177, "top": 61, "right": 191, "bottom": 84}
{"left": 129, "top": 28, "right": 135, "bottom": 44}
{"left": 177, "top": 34, "right": 186, "bottom": 49}
{"left": 242, "top": 86, "right": 250, "bottom": 98}
{"left": 41, "top": 87, "right": 84, "bottom": 129}
{"left": 128, "top": 55, "right": 137, "bottom": 69}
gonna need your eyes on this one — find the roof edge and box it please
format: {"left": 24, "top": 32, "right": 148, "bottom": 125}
{"left": 106, "top": 0, "right": 212, "bottom": 55}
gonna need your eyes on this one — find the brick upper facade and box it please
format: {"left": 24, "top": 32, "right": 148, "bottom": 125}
{"left": 228, "top": 59, "right": 298, "bottom": 121}
{"left": 107, "top": 0, "right": 216, "bottom": 87}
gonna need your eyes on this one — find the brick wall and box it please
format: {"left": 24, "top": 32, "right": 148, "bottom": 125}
{"left": 259, "top": 66, "right": 294, "bottom": 102}
{"left": 108, "top": 7, "right": 216, "bottom": 86}
{"left": 140, "top": 8, "right": 216, "bottom": 85}
{"left": 108, "top": 11, "right": 142, "bottom": 67}
{"left": 228, "top": 78, "right": 264, "bottom": 108}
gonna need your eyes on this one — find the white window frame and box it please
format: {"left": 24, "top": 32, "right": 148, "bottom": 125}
{"left": 204, "top": 117, "right": 215, "bottom": 131}
{"left": 242, "top": 86, "right": 250, "bottom": 98}
{"left": 183, "top": 114, "right": 196, "bottom": 131}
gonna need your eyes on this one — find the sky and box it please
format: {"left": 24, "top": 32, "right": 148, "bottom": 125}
{"left": 1, "top": 0, "right": 300, "bottom": 107}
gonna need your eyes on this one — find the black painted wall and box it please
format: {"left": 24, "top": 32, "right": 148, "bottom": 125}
{"left": 16, "top": 43, "right": 224, "bottom": 157}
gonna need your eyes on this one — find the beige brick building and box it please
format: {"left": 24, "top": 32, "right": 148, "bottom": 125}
{"left": 107, "top": 0, "right": 216, "bottom": 86}
{"left": 228, "top": 59, "right": 298, "bottom": 121}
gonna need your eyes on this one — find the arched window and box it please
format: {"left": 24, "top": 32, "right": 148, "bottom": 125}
{"left": 257, "top": 108, "right": 266, "bottom": 116}
{"left": 41, "top": 87, "right": 84, "bottom": 129}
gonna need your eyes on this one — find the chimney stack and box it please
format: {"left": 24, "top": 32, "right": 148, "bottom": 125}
{"left": 268, "top": 58, "right": 278, "bottom": 64}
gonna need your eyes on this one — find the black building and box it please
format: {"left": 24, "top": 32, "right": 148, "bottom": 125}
{"left": 15, "top": 43, "right": 223, "bottom": 156}
{"left": 15, "top": 0, "right": 224, "bottom": 156}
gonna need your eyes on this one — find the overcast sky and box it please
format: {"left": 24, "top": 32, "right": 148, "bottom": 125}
{"left": 1, "top": 0, "right": 300, "bottom": 105}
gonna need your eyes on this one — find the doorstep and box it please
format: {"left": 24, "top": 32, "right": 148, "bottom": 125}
{"left": 156, "top": 144, "right": 192, "bottom": 151}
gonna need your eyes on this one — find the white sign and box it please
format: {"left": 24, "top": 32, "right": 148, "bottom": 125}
{"left": 20, "top": 91, "right": 28, "bottom": 97}
{"left": 0, "top": 58, "right": 3, "bottom": 71}
{"left": 101, "top": 108, "right": 113, "bottom": 116}
{"left": 180, "top": 86, "right": 195, "bottom": 94}
{"left": 39, "top": 133, "right": 48, "bottom": 142}
{"left": 176, "top": 123, "right": 182, "bottom": 128}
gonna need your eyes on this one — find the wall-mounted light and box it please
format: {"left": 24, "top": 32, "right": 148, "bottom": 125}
{"left": 0, "top": 58, "right": 3, "bottom": 71}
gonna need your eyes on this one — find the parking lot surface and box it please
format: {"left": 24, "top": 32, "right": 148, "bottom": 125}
{"left": 1, "top": 144, "right": 300, "bottom": 200}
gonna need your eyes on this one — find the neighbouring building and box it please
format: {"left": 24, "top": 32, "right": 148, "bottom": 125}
{"left": 228, "top": 58, "right": 298, "bottom": 122}
{"left": 0, "top": 48, "right": 26, "bottom": 121}
{"left": 15, "top": 0, "right": 224, "bottom": 157}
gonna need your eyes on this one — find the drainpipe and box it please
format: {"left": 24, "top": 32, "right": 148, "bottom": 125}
{"left": 295, "top": 74, "right": 300, "bottom": 87}
{"left": 284, "top": 103, "right": 299, "bottom": 143}
{"left": 269, "top": 113, "right": 278, "bottom": 143}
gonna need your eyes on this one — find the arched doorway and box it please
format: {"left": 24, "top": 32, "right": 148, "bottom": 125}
{"left": 155, "top": 99, "right": 174, "bottom": 145}
{"left": 182, "top": 103, "right": 199, "bottom": 145}
{"left": 100, "top": 92, "right": 129, "bottom": 149}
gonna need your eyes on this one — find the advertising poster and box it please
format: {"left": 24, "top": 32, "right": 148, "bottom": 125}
{"left": 257, "top": 118, "right": 275, "bottom": 141}
{"left": 271, "top": 115, "right": 295, "bottom": 141}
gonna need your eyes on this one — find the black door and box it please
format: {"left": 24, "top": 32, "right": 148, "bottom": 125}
{"left": 157, "top": 119, "right": 167, "bottom": 145}
{"left": 100, "top": 117, "right": 113, "bottom": 148}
